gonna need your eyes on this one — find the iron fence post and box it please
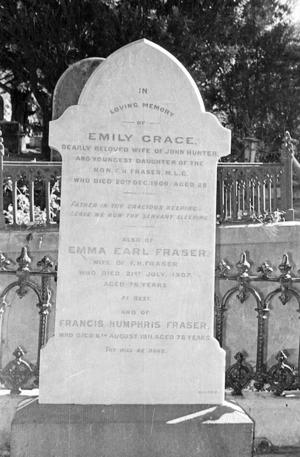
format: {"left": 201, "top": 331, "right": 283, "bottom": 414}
{"left": 36, "top": 256, "right": 53, "bottom": 375}
{"left": 0, "top": 129, "right": 6, "bottom": 228}
{"left": 281, "top": 131, "right": 294, "bottom": 221}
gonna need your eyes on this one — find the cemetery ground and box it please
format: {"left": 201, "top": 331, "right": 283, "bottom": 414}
{"left": 1, "top": 391, "right": 300, "bottom": 457}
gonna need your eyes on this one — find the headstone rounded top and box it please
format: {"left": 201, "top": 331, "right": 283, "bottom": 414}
{"left": 52, "top": 57, "right": 105, "bottom": 120}
{"left": 78, "top": 39, "right": 205, "bottom": 114}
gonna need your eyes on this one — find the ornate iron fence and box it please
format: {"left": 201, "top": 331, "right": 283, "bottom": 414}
{"left": 217, "top": 132, "right": 295, "bottom": 223}
{"left": 1, "top": 161, "right": 61, "bottom": 227}
{"left": 216, "top": 252, "right": 300, "bottom": 396}
{"left": 217, "top": 163, "right": 283, "bottom": 220}
{"left": 0, "top": 131, "right": 296, "bottom": 227}
{"left": 0, "top": 247, "right": 299, "bottom": 396}
{"left": 0, "top": 247, "right": 56, "bottom": 393}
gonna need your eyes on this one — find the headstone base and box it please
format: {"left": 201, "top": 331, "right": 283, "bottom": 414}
{"left": 11, "top": 399, "right": 253, "bottom": 457}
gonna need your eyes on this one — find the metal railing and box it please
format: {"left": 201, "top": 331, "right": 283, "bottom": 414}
{"left": 217, "top": 132, "right": 295, "bottom": 223}
{"left": 0, "top": 247, "right": 55, "bottom": 393}
{"left": 216, "top": 252, "right": 300, "bottom": 396}
{"left": 0, "top": 247, "right": 299, "bottom": 396}
{"left": 0, "top": 161, "right": 61, "bottom": 227}
{"left": 0, "top": 132, "right": 296, "bottom": 227}
{"left": 217, "top": 163, "right": 283, "bottom": 220}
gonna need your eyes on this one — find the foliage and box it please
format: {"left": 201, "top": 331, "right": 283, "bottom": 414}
{"left": 3, "top": 179, "right": 60, "bottom": 225}
{"left": 0, "top": 0, "right": 299, "bottom": 159}
{"left": 245, "top": 209, "right": 285, "bottom": 223}
{"left": 218, "top": 209, "right": 286, "bottom": 225}
{"left": 215, "top": 1, "right": 300, "bottom": 156}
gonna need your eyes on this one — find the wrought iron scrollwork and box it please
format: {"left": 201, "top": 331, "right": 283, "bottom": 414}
{"left": 226, "top": 352, "right": 253, "bottom": 395}
{"left": 267, "top": 351, "right": 295, "bottom": 396}
{"left": 257, "top": 261, "right": 273, "bottom": 279}
{"left": 278, "top": 254, "right": 293, "bottom": 305}
{"left": 0, "top": 253, "right": 10, "bottom": 271}
{"left": 236, "top": 252, "right": 250, "bottom": 303}
{"left": 0, "top": 247, "right": 57, "bottom": 394}
{"left": 0, "top": 347, "right": 36, "bottom": 394}
{"left": 16, "top": 247, "right": 32, "bottom": 298}
{"left": 36, "top": 256, "right": 54, "bottom": 375}
{"left": 215, "top": 252, "right": 300, "bottom": 396}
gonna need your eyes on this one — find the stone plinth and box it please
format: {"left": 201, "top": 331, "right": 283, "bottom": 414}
{"left": 10, "top": 399, "right": 253, "bottom": 457}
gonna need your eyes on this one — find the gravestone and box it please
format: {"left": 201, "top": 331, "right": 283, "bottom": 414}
{"left": 51, "top": 57, "right": 104, "bottom": 160}
{"left": 0, "top": 121, "right": 21, "bottom": 155}
{"left": 40, "top": 39, "right": 228, "bottom": 405}
{"left": 52, "top": 57, "right": 104, "bottom": 121}
{"left": 11, "top": 40, "right": 253, "bottom": 457}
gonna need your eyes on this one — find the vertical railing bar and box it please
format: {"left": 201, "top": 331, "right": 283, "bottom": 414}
{"left": 36, "top": 275, "right": 49, "bottom": 373}
{"left": 233, "top": 181, "right": 237, "bottom": 220}
{"left": 273, "top": 174, "right": 278, "bottom": 210}
{"left": 0, "top": 132, "right": 5, "bottom": 228}
{"left": 297, "top": 335, "right": 300, "bottom": 388}
{"left": 221, "top": 179, "right": 225, "bottom": 219}
{"left": 220, "top": 179, "right": 224, "bottom": 220}
{"left": 256, "top": 305, "right": 266, "bottom": 379}
{"left": 0, "top": 305, "right": 4, "bottom": 368}
{"left": 221, "top": 180, "right": 225, "bottom": 221}
{"left": 29, "top": 178, "right": 35, "bottom": 222}
{"left": 280, "top": 132, "right": 294, "bottom": 219}
{"left": 262, "top": 182, "right": 266, "bottom": 213}
{"left": 45, "top": 179, "right": 51, "bottom": 224}
{"left": 227, "top": 186, "right": 230, "bottom": 220}
{"left": 237, "top": 183, "right": 241, "bottom": 216}
{"left": 36, "top": 258, "right": 53, "bottom": 376}
{"left": 268, "top": 180, "right": 272, "bottom": 212}
{"left": 12, "top": 181, "right": 18, "bottom": 224}
{"left": 214, "top": 295, "right": 224, "bottom": 348}
{"left": 245, "top": 180, "right": 250, "bottom": 213}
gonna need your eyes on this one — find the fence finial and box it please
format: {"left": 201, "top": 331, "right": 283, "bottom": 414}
{"left": 282, "top": 131, "right": 294, "bottom": 158}
{"left": 280, "top": 132, "right": 294, "bottom": 220}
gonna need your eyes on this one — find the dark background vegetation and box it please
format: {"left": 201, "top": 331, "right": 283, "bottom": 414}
{"left": 0, "top": 0, "right": 299, "bottom": 160}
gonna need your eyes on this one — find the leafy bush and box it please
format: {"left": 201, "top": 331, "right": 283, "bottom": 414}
{"left": 3, "top": 179, "right": 60, "bottom": 225}
{"left": 217, "top": 209, "right": 285, "bottom": 224}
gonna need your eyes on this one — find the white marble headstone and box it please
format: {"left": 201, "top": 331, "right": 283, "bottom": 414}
{"left": 39, "top": 39, "right": 230, "bottom": 405}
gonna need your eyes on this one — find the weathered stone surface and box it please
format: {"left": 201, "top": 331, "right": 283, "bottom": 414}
{"left": 52, "top": 57, "right": 104, "bottom": 120}
{"left": 51, "top": 57, "right": 104, "bottom": 160}
{"left": 39, "top": 39, "right": 230, "bottom": 404}
{"left": 234, "top": 390, "right": 300, "bottom": 447}
{"left": 10, "top": 399, "right": 253, "bottom": 457}
{"left": 0, "top": 393, "right": 37, "bottom": 446}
